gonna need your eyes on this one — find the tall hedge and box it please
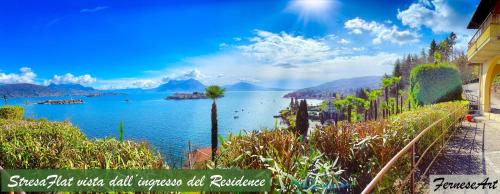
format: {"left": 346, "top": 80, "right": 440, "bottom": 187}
{"left": 0, "top": 105, "right": 24, "bottom": 120}
{"left": 409, "top": 63, "right": 463, "bottom": 105}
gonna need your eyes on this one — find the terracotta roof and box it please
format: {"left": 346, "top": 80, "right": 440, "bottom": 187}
{"left": 184, "top": 147, "right": 212, "bottom": 168}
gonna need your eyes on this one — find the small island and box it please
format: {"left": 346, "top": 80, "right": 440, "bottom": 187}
{"left": 165, "top": 92, "right": 208, "bottom": 100}
{"left": 37, "top": 99, "right": 84, "bottom": 105}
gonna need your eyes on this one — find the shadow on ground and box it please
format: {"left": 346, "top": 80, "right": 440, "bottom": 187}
{"left": 427, "top": 123, "right": 485, "bottom": 175}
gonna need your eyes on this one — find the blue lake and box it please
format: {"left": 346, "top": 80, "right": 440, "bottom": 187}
{"left": 9, "top": 91, "right": 299, "bottom": 165}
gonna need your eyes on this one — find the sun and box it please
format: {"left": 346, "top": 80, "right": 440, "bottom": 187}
{"left": 295, "top": 0, "right": 332, "bottom": 11}
{"left": 286, "top": 0, "right": 338, "bottom": 23}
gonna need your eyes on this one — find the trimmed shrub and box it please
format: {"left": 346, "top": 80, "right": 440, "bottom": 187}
{"left": 0, "top": 119, "right": 166, "bottom": 169}
{"left": 409, "top": 63, "right": 463, "bottom": 105}
{"left": 0, "top": 105, "right": 24, "bottom": 120}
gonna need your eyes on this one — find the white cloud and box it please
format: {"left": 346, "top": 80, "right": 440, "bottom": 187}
{"left": 131, "top": 79, "right": 158, "bottom": 88}
{"left": 344, "top": 17, "right": 420, "bottom": 45}
{"left": 337, "top": 38, "right": 350, "bottom": 44}
{"left": 167, "top": 31, "right": 399, "bottom": 88}
{"left": 219, "top": 43, "right": 228, "bottom": 48}
{"left": 92, "top": 30, "right": 400, "bottom": 89}
{"left": 45, "top": 73, "right": 96, "bottom": 85}
{"left": 397, "top": 0, "right": 469, "bottom": 34}
{"left": 397, "top": 0, "right": 475, "bottom": 51}
{"left": 350, "top": 29, "right": 363, "bottom": 34}
{"left": 80, "top": 6, "right": 108, "bottom": 13}
{"left": 93, "top": 78, "right": 161, "bottom": 90}
{"left": 0, "top": 67, "right": 36, "bottom": 84}
{"left": 238, "top": 30, "right": 331, "bottom": 65}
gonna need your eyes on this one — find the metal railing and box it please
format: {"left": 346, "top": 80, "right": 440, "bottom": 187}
{"left": 361, "top": 109, "right": 463, "bottom": 194}
{"left": 468, "top": 12, "right": 500, "bottom": 49}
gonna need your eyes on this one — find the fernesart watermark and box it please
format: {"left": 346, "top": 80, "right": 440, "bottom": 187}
{"left": 429, "top": 175, "right": 500, "bottom": 194}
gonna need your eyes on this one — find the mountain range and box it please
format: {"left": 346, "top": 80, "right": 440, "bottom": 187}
{"left": 223, "top": 82, "right": 286, "bottom": 91}
{"left": 284, "top": 76, "right": 382, "bottom": 99}
{"left": 0, "top": 76, "right": 381, "bottom": 98}
{"left": 0, "top": 83, "right": 101, "bottom": 98}
{"left": 152, "top": 79, "right": 285, "bottom": 92}
{"left": 0, "top": 79, "right": 287, "bottom": 98}
{"left": 153, "top": 78, "right": 206, "bottom": 92}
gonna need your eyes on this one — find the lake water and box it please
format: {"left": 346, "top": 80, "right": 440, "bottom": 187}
{"left": 9, "top": 91, "right": 315, "bottom": 166}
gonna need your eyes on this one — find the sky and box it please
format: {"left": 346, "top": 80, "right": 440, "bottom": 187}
{"left": 0, "top": 0, "right": 480, "bottom": 89}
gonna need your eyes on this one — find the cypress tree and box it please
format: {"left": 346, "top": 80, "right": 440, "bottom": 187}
{"left": 295, "top": 100, "right": 309, "bottom": 138}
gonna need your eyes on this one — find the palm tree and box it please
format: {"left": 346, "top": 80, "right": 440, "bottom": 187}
{"left": 368, "top": 89, "right": 382, "bottom": 120}
{"left": 392, "top": 77, "right": 402, "bottom": 113}
{"left": 381, "top": 77, "right": 394, "bottom": 118}
{"left": 205, "top": 85, "right": 225, "bottom": 165}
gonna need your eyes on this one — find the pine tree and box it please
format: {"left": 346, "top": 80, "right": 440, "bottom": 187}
{"left": 448, "top": 32, "right": 457, "bottom": 60}
{"left": 393, "top": 62, "right": 402, "bottom": 78}
{"left": 429, "top": 39, "right": 437, "bottom": 62}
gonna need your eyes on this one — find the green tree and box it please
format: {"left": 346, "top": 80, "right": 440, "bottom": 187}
{"left": 381, "top": 76, "right": 394, "bottom": 118}
{"left": 335, "top": 98, "right": 347, "bottom": 121}
{"left": 205, "top": 85, "right": 225, "bottom": 165}
{"left": 434, "top": 52, "right": 442, "bottom": 63}
{"left": 392, "top": 77, "right": 402, "bottom": 113}
{"left": 119, "top": 120, "right": 124, "bottom": 143}
{"left": 344, "top": 96, "right": 369, "bottom": 122}
{"left": 393, "top": 62, "right": 403, "bottom": 78}
{"left": 366, "top": 89, "right": 382, "bottom": 120}
{"left": 429, "top": 39, "right": 437, "bottom": 62}
{"left": 439, "top": 39, "right": 449, "bottom": 62}
{"left": 295, "top": 100, "right": 309, "bottom": 138}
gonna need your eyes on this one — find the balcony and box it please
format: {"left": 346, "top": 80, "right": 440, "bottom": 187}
{"left": 467, "top": 12, "right": 500, "bottom": 64}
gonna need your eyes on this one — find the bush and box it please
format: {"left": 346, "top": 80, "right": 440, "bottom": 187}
{"left": 217, "top": 101, "right": 468, "bottom": 192}
{"left": 409, "top": 63, "right": 463, "bottom": 105}
{"left": 0, "top": 105, "right": 24, "bottom": 120}
{"left": 218, "top": 129, "right": 345, "bottom": 192}
{"left": 0, "top": 119, "right": 166, "bottom": 169}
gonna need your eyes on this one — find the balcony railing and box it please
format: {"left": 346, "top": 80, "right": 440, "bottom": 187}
{"left": 361, "top": 108, "right": 464, "bottom": 194}
{"left": 468, "top": 12, "right": 500, "bottom": 50}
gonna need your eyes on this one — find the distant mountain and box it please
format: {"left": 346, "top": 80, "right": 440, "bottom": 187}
{"left": 224, "top": 82, "right": 286, "bottom": 91}
{"left": 284, "top": 76, "right": 382, "bottom": 99}
{"left": 153, "top": 79, "right": 206, "bottom": 92}
{"left": 0, "top": 83, "right": 101, "bottom": 98}
{"left": 48, "top": 84, "right": 97, "bottom": 95}
{"left": 105, "top": 88, "right": 146, "bottom": 94}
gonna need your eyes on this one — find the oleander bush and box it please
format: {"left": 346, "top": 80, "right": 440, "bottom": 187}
{"left": 409, "top": 63, "right": 463, "bottom": 105}
{"left": 218, "top": 101, "right": 468, "bottom": 192}
{"left": 0, "top": 118, "right": 166, "bottom": 169}
{"left": 0, "top": 105, "right": 24, "bottom": 120}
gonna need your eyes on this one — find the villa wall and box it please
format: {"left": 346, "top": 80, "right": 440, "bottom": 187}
{"left": 480, "top": 56, "right": 500, "bottom": 112}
